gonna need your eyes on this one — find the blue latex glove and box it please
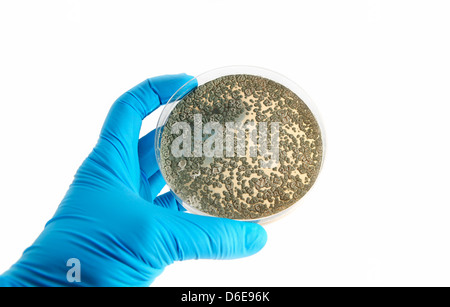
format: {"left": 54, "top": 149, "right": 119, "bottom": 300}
{"left": 0, "top": 74, "right": 267, "bottom": 287}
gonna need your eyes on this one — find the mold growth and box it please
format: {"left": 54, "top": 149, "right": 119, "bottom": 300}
{"left": 159, "top": 74, "right": 323, "bottom": 219}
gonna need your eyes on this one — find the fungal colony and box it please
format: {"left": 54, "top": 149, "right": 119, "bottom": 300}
{"left": 159, "top": 74, "right": 323, "bottom": 220}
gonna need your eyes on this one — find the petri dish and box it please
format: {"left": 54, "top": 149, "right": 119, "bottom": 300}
{"left": 155, "top": 66, "right": 325, "bottom": 224}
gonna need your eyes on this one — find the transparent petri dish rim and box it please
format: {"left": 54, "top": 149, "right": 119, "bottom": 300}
{"left": 155, "top": 65, "right": 326, "bottom": 224}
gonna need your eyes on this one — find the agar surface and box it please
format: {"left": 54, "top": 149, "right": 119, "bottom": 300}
{"left": 160, "top": 74, "right": 323, "bottom": 219}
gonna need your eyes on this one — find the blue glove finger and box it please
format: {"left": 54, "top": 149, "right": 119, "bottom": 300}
{"left": 150, "top": 74, "right": 198, "bottom": 104}
{"left": 91, "top": 74, "right": 196, "bottom": 190}
{"left": 138, "top": 169, "right": 166, "bottom": 202}
{"left": 160, "top": 211, "right": 268, "bottom": 262}
{"left": 153, "top": 192, "right": 186, "bottom": 211}
{"left": 138, "top": 129, "right": 159, "bottom": 180}
{"left": 147, "top": 171, "right": 166, "bottom": 200}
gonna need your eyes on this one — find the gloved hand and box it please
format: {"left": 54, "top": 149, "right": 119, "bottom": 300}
{"left": 0, "top": 74, "right": 267, "bottom": 287}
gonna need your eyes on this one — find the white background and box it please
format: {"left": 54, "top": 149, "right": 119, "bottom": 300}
{"left": 1, "top": 0, "right": 449, "bottom": 287}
